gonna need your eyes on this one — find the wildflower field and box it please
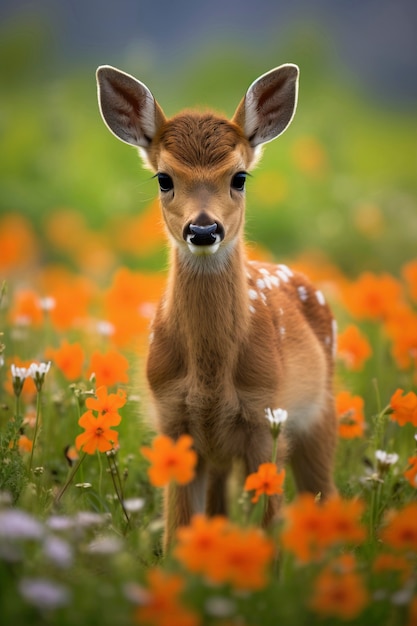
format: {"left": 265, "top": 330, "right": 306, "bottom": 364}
{"left": 1, "top": 33, "right": 417, "bottom": 626}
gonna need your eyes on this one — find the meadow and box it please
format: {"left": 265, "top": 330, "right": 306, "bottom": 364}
{"left": 1, "top": 27, "right": 417, "bottom": 626}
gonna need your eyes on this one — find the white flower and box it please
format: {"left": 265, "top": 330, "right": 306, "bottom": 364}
{"left": 28, "top": 361, "right": 51, "bottom": 378}
{"left": 123, "top": 498, "right": 145, "bottom": 513}
{"left": 96, "top": 320, "right": 115, "bottom": 337}
{"left": 265, "top": 407, "right": 288, "bottom": 426}
{"left": 86, "top": 536, "right": 123, "bottom": 555}
{"left": 11, "top": 364, "right": 30, "bottom": 380}
{"left": 375, "top": 450, "right": 399, "bottom": 466}
{"left": 28, "top": 361, "right": 51, "bottom": 391}
{"left": 39, "top": 296, "right": 55, "bottom": 311}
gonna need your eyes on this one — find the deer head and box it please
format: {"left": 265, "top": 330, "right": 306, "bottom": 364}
{"left": 96, "top": 64, "right": 299, "bottom": 261}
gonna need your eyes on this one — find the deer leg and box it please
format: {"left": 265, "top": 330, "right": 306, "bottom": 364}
{"left": 288, "top": 404, "right": 338, "bottom": 499}
{"left": 163, "top": 459, "right": 207, "bottom": 550}
{"left": 206, "top": 465, "right": 230, "bottom": 517}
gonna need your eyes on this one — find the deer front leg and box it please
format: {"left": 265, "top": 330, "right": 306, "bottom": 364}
{"left": 288, "top": 402, "right": 338, "bottom": 499}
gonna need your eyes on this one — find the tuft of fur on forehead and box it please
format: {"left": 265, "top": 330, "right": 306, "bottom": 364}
{"left": 157, "top": 112, "right": 249, "bottom": 169}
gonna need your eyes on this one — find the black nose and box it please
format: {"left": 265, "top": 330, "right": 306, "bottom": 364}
{"left": 184, "top": 223, "right": 223, "bottom": 246}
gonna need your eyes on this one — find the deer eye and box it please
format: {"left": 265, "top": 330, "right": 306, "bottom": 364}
{"left": 157, "top": 173, "right": 174, "bottom": 192}
{"left": 231, "top": 172, "right": 247, "bottom": 192}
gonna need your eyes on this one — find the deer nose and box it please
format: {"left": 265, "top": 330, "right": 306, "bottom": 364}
{"left": 184, "top": 222, "right": 224, "bottom": 246}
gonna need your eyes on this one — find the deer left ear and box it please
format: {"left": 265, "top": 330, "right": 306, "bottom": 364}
{"left": 233, "top": 64, "right": 299, "bottom": 147}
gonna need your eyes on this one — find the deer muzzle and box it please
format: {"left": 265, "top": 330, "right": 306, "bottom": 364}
{"left": 184, "top": 222, "right": 225, "bottom": 247}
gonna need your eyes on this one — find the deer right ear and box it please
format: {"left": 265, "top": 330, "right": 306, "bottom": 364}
{"left": 96, "top": 65, "right": 166, "bottom": 149}
{"left": 233, "top": 64, "right": 299, "bottom": 147}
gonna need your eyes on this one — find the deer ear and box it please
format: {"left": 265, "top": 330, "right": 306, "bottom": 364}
{"left": 96, "top": 65, "right": 166, "bottom": 149}
{"left": 233, "top": 64, "right": 299, "bottom": 147}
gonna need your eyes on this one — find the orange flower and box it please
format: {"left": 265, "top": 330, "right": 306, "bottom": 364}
{"left": 40, "top": 267, "right": 94, "bottom": 330}
{"left": 45, "top": 340, "right": 85, "bottom": 381}
{"left": 389, "top": 389, "right": 417, "bottom": 427}
{"left": 75, "top": 410, "right": 121, "bottom": 454}
{"left": 244, "top": 463, "right": 285, "bottom": 503}
{"left": 379, "top": 502, "right": 417, "bottom": 552}
{"left": 18, "top": 434, "right": 33, "bottom": 453}
{"left": 134, "top": 568, "right": 200, "bottom": 626}
{"left": 385, "top": 305, "right": 417, "bottom": 371}
{"left": 373, "top": 553, "right": 413, "bottom": 584}
{"left": 343, "top": 272, "right": 403, "bottom": 321}
{"left": 402, "top": 259, "right": 417, "bottom": 302}
{"left": 8, "top": 289, "right": 43, "bottom": 326}
{"left": 323, "top": 496, "right": 367, "bottom": 545}
{"left": 75, "top": 387, "right": 125, "bottom": 454}
{"left": 281, "top": 493, "right": 327, "bottom": 562}
{"left": 87, "top": 349, "right": 129, "bottom": 387}
{"left": 103, "top": 267, "right": 165, "bottom": 346}
{"left": 212, "top": 526, "right": 274, "bottom": 590}
{"left": 337, "top": 324, "right": 372, "bottom": 371}
{"left": 9, "top": 434, "right": 33, "bottom": 453}
{"left": 404, "top": 456, "right": 417, "bottom": 488}
{"left": 85, "top": 385, "right": 127, "bottom": 418}
{"left": 113, "top": 199, "right": 166, "bottom": 258}
{"left": 309, "top": 560, "right": 369, "bottom": 620}
{"left": 175, "top": 514, "right": 273, "bottom": 590}
{"left": 141, "top": 435, "right": 197, "bottom": 487}
{"left": 0, "top": 213, "right": 38, "bottom": 273}
{"left": 175, "top": 514, "right": 228, "bottom": 574}
{"left": 336, "top": 391, "right": 365, "bottom": 438}
{"left": 281, "top": 494, "right": 366, "bottom": 563}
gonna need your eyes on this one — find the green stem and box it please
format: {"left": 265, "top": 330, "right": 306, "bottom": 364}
{"left": 12, "top": 394, "right": 23, "bottom": 448}
{"left": 106, "top": 453, "right": 130, "bottom": 529}
{"left": 54, "top": 452, "right": 87, "bottom": 504}
{"left": 29, "top": 390, "right": 42, "bottom": 473}
{"left": 97, "top": 448, "right": 103, "bottom": 499}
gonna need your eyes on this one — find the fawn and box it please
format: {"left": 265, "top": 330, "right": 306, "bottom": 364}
{"left": 96, "top": 63, "right": 338, "bottom": 547}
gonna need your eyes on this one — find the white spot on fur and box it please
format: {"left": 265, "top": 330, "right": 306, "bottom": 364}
{"left": 256, "top": 278, "right": 266, "bottom": 290}
{"left": 249, "top": 305, "right": 256, "bottom": 314}
{"left": 270, "top": 275, "right": 279, "bottom": 287}
{"left": 298, "top": 285, "right": 308, "bottom": 302}
{"left": 259, "top": 268, "right": 270, "bottom": 276}
{"left": 278, "top": 264, "right": 293, "bottom": 278}
{"left": 315, "top": 290, "right": 326, "bottom": 306}
{"left": 248, "top": 289, "right": 258, "bottom": 300}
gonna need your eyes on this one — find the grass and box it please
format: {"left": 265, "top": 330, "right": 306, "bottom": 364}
{"left": 0, "top": 27, "right": 417, "bottom": 626}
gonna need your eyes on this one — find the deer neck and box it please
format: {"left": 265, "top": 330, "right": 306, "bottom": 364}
{"left": 165, "top": 239, "right": 250, "bottom": 379}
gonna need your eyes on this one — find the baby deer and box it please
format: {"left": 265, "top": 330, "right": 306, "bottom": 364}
{"left": 96, "top": 63, "right": 338, "bottom": 547}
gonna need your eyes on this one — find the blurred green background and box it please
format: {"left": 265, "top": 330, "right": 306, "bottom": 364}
{"left": 1, "top": 0, "right": 416, "bottom": 279}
